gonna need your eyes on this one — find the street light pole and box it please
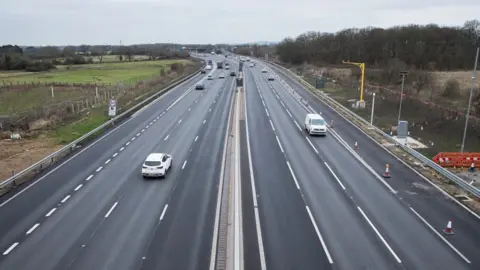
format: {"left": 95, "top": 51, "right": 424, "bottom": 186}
{"left": 370, "top": 92, "right": 376, "bottom": 126}
{"left": 397, "top": 71, "right": 408, "bottom": 123}
{"left": 461, "top": 46, "right": 480, "bottom": 153}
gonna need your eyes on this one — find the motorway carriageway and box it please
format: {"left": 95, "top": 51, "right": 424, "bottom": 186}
{"left": 0, "top": 56, "right": 235, "bottom": 270}
{"left": 239, "top": 59, "right": 476, "bottom": 270}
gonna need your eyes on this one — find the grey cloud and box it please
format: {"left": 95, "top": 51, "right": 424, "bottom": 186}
{"left": 1, "top": 0, "right": 479, "bottom": 45}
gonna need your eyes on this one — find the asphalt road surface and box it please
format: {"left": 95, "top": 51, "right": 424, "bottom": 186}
{"left": 239, "top": 60, "right": 476, "bottom": 270}
{"left": 0, "top": 57, "right": 234, "bottom": 270}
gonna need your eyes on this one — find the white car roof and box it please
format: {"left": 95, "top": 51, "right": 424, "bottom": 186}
{"left": 145, "top": 153, "right": 166, "bottom": 162}
{"left": 307, "top": 113, "right": 324, "bottom": 120}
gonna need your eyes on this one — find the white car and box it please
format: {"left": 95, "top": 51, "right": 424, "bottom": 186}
{"left": 207, "top": 74, "right": 213, "bottom": 80}
{"left": 249, "top": 63, "right": 254, "bottom": 67}
{"left": 304, "top": 114, "right": 327, "bottom": 136}
{"left": 261, "top": 68, "right": 267, "bottom": 73}
{"left": 219, "top": 73, "right": 225, "bottom": 79}
{"left": 225, "top": 65, "right": 230, "bottom": 70}
{"left": 142, "top": 153, "right": 172, "bottom": 178}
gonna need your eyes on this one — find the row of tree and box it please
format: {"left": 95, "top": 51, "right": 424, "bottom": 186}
{"left": 276, "top": 20, "right": 480, "bottom": 70}
{"left": 0, "top": 44, "right": 191, "bottom": 72}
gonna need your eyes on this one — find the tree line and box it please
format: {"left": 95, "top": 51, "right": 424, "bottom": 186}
{"left": 276, "top": 20, "right": 480, "bottom": 70}
{"left": 0, "top": 44, "right": 191, "bottom": 72}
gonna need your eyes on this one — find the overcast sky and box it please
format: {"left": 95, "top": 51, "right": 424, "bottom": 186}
{"left": 1, "top": 0, "right": 479, "bottom": 46}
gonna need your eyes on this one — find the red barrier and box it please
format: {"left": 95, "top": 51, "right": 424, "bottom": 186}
{"left": 432, "top": 152, "right": 480, "bottom": 167}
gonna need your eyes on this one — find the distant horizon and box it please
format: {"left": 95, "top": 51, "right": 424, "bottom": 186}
{"left": 3, "top": 41, "right": 279, "bottom": 48}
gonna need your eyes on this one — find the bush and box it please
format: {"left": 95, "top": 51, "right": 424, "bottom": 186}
{"left": 170, "top": 62, "right": 184, "bottom": 73}
{"left": 442, "top": 78, "right": 460, "bottom": 98}
{"left": 64, "top": 55, "right": 86, "bottom": 65}
{"left": 25, "top": 61, "right": 56, "bottom": 72}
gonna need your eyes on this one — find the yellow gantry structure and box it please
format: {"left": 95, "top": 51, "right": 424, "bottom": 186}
{"left": 342, "top": 61, "right": 366, "bottom": 102}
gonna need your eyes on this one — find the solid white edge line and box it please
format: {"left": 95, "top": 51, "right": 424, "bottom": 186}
{"left": 159, "top": 204, "right": 169, "bottom": 221}
{"left": 0, "top": 75, "right": 198, "bottom": 208}
{"left": 357, "top": 206, "right": 402, "bottom": 263}
{"left": 305, "top": 206, "right": 334, "bottom": 264}
{"left": 275, "top": 136, "right": 284, "bottom": 153}
{"left": 269, "top": 119, "right": 275, "bottom": 131}
{"left": 209, "top": 77, "right": 237, "bottom": 270}
{"left": 105, "top": 159, "right": 111, "bottom": 164}
{"left": 26, "top": 223, "right": 40, "bottom": 235}
{"left": 305, "top": 137, "right": 319, "bottom": 154}
{"left": 105, "top": 202, "right": 118, "bottom": 218}
{"left": 182, "top": 160, "right": 187, "bottom": 170}
{"left": 3, "top": 242, "right": 19, "bottom": 255}
{"left": 96, "top": 166, "right": 103, "bottom": 172}
{"left": 86, "top": 175, "right": 93, "bottom": 181}
{"left": 324, "top": 162, "right": 346, "bottom": 190}
{"left": 195, "top": 136, "right": 198, "bottom": 142}
{"left": 243, "top": 68, "right": 268, "bottom": 270}
{"left": 286, "top": 161, "right": 301, "bottom": 190}
{"left": 61, "top": 195, "right": 71, "bottom": 203}
{"left": 74, "top": 184, "right": 83, "bottom": 191}
{"left": 164, "top": 135, "right": 170, "bottom": 141}
{"left": 45, "top": 208, "right": 56, "bottom": 217}
{"left": 409, "top": 207, "right": 471, "bottom": 263}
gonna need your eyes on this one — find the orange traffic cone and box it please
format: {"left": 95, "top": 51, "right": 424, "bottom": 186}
{"left": 443, "top": 220, "right": 455, "bottom": 235}
{"left": 354, "top": 141, "right": 358, "bottom": 150}
{"left": 383, "top": 164, "right": 390, "bottom": 178}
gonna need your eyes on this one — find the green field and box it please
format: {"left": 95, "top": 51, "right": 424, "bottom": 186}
{"left": 0, "top": 59, "right": 195, "bottom": 114}
{"left": 0, "top": 59, "right": 193, "bottom": 85}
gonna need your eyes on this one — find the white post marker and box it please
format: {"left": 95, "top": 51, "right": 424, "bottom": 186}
{"left": 370, "top": 93, "right": 376, "bottom": 126}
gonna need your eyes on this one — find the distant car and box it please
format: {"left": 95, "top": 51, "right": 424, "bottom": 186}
{"left": 249, "top": 63, "right": 255, "bottom": 67}
{"left": 219, "top": 73, "right": 225, "bottom": 79}
{"left": 142, "top": 153, "right": 172, "bottom": 178}
{"left": 207, "top": 74, "right": 213, "bottom": 80}
{"left": 230, "top": 71, "right": 236, "bottom": 76}
{"left": 200, "top": 69, "right": 207, "bottom": 74}
{"left": 267, "top": 75, "right": 274, "bottom": 81}
{"left": 195, "top": 83, "right": 205, "bottom": 90}
{"left": 225, "top": 65, "right": 230, "bottom": 70}
{"left": 261, "top": 68, "right": 267, "bottom": 73}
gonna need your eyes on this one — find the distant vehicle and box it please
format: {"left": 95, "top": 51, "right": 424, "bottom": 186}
{"left": 206, "top": 65, "right": 212, "bottom": 70}
{"left": 267, "top": 75, "right": 274, "bottom": 81}
{"left": 217, "top": 61, "right": 223, "bottom": 69}
{"left": 219, "top": 73, "right": 225, "bottom": 79}
{"left": 208, "top": 60, "right": 213, "bottom": 65}
{"left": 261, "top": 68, "right": 267, "bottom": 73}
{"left": 142, "top": 153, "right": 172, "bottom": 178}
{"left": 225, "top": 65, "right": 230, "bottom": 70}
{"left": 304, "top": 114, "right": 327, "bottom": 136}
{"left": 211, "top": 51, "right": 215, "bottom": 55}
{"left": 207, "top": 74, "right": 213, "bottom": 80}
{"left": 200, "top": 69, "right": 207, "bottom": 74}
{"left": 230, "top": 71, "right": 236, "bottom": 76}
{"left": 195, "top": 83, "right": 205, "bottom": 90}
{"left": 249, "top": 63, "right": 255, "bottom": 67}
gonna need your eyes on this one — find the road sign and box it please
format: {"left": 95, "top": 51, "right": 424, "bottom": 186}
{"left": 108, "top": 99, "right": 117, "bottom": 117}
